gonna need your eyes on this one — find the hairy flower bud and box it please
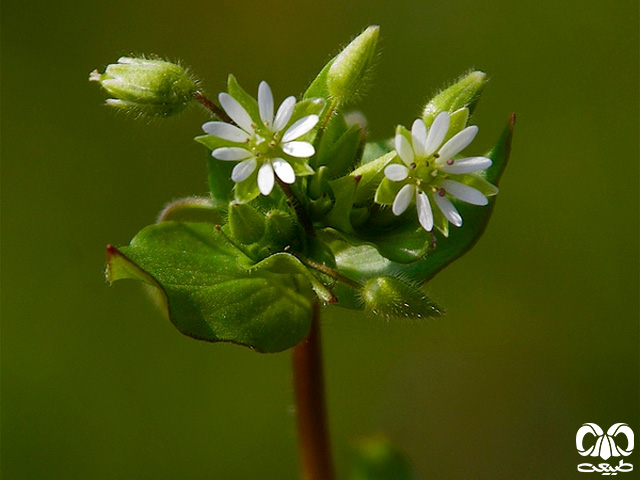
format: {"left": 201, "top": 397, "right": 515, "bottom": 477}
{"left": 228, "top": 202, "right": 266, "bottom": 245}
{"left": 90, "top": 56, "right": 198, "bottom": 117}
{"left": 422, "top": 70, "right": 488, "bottom": 125}
{"left": 361, "top": 276, "right": 442, "bottom": 319}
{"left": 327, "top": 25, "right": 379, "bottom": 105}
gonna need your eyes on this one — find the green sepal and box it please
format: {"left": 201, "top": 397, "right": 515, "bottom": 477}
{"left": 374, "top": 175, "right": 403, "bottom": 205}
{"left": 326, "top": 25, "right": 379, "bottom": 106}
{"left": 227, "top": 74, "right": 260, "bottom": 122}
{"left": 323, "top": 175, "right": 359, "bottom": 233}
{"left": 234, "top": 170, "right": 261, "bottom": 204}
{"left": 444, "top": 107, "right": 470, "bottom": 142}
{"left": 422, "top": 70, "right": 488, "bottom": 126}
{"left": 308, "top": 166, "right": 331, "bottom": 199}
{"left": 106, "top": 222, "right": 314, "bottom": 353}
{"left": 313, "top": 113, "right": 349, "bottom": 169}
{"left": 228, "top": 202, "right": 266, "bottom": 244}
{"left": 206, "top": 156, "right": 235, "bottom": 203}
{"left": 156, "top": 197, "right": 226, "bottom": 225}
{"left": 361, "top": 276, "right": 442, "bottom": 320}
{"left": 264, "top": 210, "right": 297, "bottom": 246}
{"left": 309, "top": 194, "right": 333, "bottom": 218}
{"left": 356, "top": 151, "right": 396, "bottom": 205}
{"left": 360, "top": 139, "right": 394, "bottom": 165}
{"left": 317, "top": 124, "right": 363, "bottom": 178}
{"left": 304, "top": 57, "right": 335, "bottom": 100}
{"left": 289, "top": 157, "right": 316, "bottom": 176}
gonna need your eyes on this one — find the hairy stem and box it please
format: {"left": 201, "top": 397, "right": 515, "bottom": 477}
{"left": 192, "top": 91, "right": 232, "bottom": 123}
{"left": 292, "top": 302, "right": 335, "bottom": 480}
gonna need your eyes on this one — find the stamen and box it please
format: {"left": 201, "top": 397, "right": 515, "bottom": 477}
{"left": 438, "top": 188, "right": 446, "bottom": 197}
{"left": 447, "top": 159, "right": 454, "bottom": 165}
{"left": 410, "top": 162, "right": 417, "bottom": 169}
{"left": 433, "top": 153, "right": 440, "bottom": 158}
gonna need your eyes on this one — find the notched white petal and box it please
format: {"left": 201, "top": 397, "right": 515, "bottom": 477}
{"left": 384, "top": 164, "right": 409, "bottom": 181}
{"left": 231, "top": 158, "right": 257, "bottom": 183}
{"left": 411, "top": 119, "right": 428, "bottom": 158}
{"left": 258, "top": 81, "right": 274, "bottom": 126}
{"left": 425, "top": 111, "right": 450, "bottom": 155}
{"left": 272, "top": 158, "right": 296, "bottom": 184}
{"left": 282, "top": 141, "right": 315, "bottom": 158}
{"left": 416, "top": 190, "right": 434, "bottom": 232}
{"left": 433, "top": 193, "right": 463, "bottom": 227}
{"left": 392, "top": 184, "right": 415, "bottom": 216}
{"left": 282, "top": 115, "right": 319, "bottom": 142}
{"left": 438, "top": 125, "right": 478, "bottom": 160}
{"left": 273, "top": 96, "right": 297, "bottom": 132}
{"left": 440, "top": 180, "right": 488, "bottom": 206}
{"left": 202, "top": 121, "right": 251, "bottom": 142}
{"left": 438, "top": 156, "right": 492, "bottom": 174}
{"left": 395, "top": 134, "right": 414, "bottom": 166}
{"left": 257, "top": 162, "right": 275, "bottom": 195}
{"left": 218, "top": 93, "right": 254, "bottom": 132}
{"left": 212, "top": 147, "right": 253, "bottom": 161}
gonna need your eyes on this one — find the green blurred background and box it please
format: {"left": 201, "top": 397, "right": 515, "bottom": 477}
{"left": 2, "top": 0, "right": 638, "bottom": 478}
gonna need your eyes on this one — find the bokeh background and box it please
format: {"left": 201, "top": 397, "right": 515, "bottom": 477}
{"left": 2, "top": 1, "right": 638, "bottom": 478}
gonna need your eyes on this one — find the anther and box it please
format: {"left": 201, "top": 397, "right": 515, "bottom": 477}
{"left": 438, "top": 188, "right": 446, "bottom": 197}
{"left": 447, "top": 159, "right": 454, "bottom": 165}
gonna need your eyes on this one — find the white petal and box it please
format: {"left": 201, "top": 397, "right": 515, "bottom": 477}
{"left": 438, "top": 125, "right": 478, "bottom": 160}
{"left": 218, "top": 93, "right": 255, "bottom": 132}
{"left": 433, "top": 193, "right": 463, "bottom": 227}
{"left": 272, "top": 158, "right": 296, "bottom": 184}
{"left": 257, "top": 162, "right": 275, "bottom": 195}
{"left": 384, "top": 164, "right": 409, "bottom": 181}
{"left": 202, "top": 121, "right": 251, "bottom": 142}
{"left": 395, "top": 134, "right": 414, "bottom": 166}
{"left": 231, "top": 158, "right": 257, "bottom": 182}
{"left": 272, "top": 96, "right": 297, "bottom": 132}
{"left": 416, "top": 190, "right": 434, "bottom": 231}
{"left": 258, "top": 81, "right": 274, "bottom": 126}
{"left": 282, "top": 141, "right": 315, "bottom": 158}
{"left": 411, "top": 119, "right": 428, "bottom": 157}
{"left": 440, "top": 179, "right": 488, "bottom": 206}
{"left": 392, "top": 184, "right": 415, "bottom": 216}
{"left": 425, "top": 111, "right": 450, "bottom": 156}
{"left": 212, "top": 147, "right": 253, "bottom": 161}
{"left": 282, "top": 115, "right": 319, "bottom": 142}
{"left": 438, "top": 156, "right": 492, "bottom": 174}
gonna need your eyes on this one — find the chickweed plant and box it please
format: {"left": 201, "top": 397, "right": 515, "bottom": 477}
{"left": 91, "top": 26, "right": 514, "bottom": 479}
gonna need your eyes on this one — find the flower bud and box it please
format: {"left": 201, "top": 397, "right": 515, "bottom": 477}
{"left": 228, "top": 202, "right": 266, "bottom": 245}
{"left": 361, "top": 276, "right": 442, "bottom": 319}
{"left": 422, "top": 70, "right": 487, "bottom": 126}
{"left": 90, "top": 56, "right": 198, "bottom": 117}
{"left": 327, "top": 25, "right": 379, "bottom": 105}
{"left": 264, "top": 210, "right": 297, "bottom": 245}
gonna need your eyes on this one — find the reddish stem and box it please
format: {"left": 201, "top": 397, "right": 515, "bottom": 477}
{"left": 292, "top": 302, "right": 335, "bottom": 480}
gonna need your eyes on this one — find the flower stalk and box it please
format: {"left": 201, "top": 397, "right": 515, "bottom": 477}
{"left": 292, "top": 301, "right": 335, "bottom": 480}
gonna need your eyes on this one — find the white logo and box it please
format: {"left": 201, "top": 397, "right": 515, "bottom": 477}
{"left": 577, "top": 423, "right": 634, "bottom": 475}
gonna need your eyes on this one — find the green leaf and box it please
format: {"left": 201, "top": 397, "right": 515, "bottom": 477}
{"left": 106, "top": 222, "right": 313, "bottom": 353}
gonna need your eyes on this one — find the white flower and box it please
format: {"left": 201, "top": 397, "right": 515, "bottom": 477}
{"left": 383, "top": 111, "right": 496, "bottom": 233}
{"left": 202, "top": 81, "right": 319, "bottom": 196}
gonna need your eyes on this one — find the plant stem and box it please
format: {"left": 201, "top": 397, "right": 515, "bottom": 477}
{"left": 192, "top": 90, "right": 233, "bottom": 123}
{"left": 292, "top": 301, "right": 335, "bottom": 480}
